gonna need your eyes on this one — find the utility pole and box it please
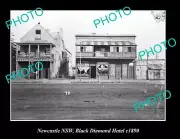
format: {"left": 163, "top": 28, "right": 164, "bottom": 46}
{"left": 145, "top": 54, "right": 149, "bottom": 93}
{"left": 147, "top": 54, "right": 149, "bottom": 80}
{"left": 80, "top": 41, "right": 82, "bottom": 83}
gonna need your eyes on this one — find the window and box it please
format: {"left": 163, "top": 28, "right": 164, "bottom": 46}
{"left": 76, "top": 46, "right": 80, "bottom": 52}
{"left": 113, "top": 46, "right": 119, "bottom": 52}
{"left": 119, "top": 46, "right": 123, "bottom": 52}
{"left": 113, "top": 47, "right": 117, "bottom": 52}
{"left": 35, "top": 30, "right": 41, "bottom": 40}
{"left": 117, "top": 47, "right": 119, "bottom": 52}
{"left": 123, "top": 47, "right": 128, "bottom": 52}
{"left": 81, "top": 46, "right": 86, "bottom": 52}
{"left": 45, "top": 48, "right": 50, "bottom": 53}
{"left": 86, "top": 46, "right": 93, "bottom": 52}
{"left": 128, "top": 47, "right": 131, "bottom": 52}
{"left": 36, "top": 30, "right": 41, "bottom": 34}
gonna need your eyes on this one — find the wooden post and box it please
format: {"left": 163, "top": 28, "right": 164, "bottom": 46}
{"left": 50, "top": 44, "right": 52, "bottom": 79}
{"left": 89, "top": 64, "right": 91, "bottom": 79}
{"left": 38, "top": 44, "right": 40, "bottom": 80}
{"left": 80, "top": 42, "right": 81, "bottom": 83}
{"left": 28, "top": 44, "right": 30, "bottom": 79}
{"left": 15, "top": 44, "right": 18, "bottom": 80}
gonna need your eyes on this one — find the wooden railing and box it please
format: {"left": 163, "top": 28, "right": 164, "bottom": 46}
{"left": 76, "top": 52, "right": 136, "bottom": 58}
{"left": 17, "top": 52, "right": 51, "bottom": 58}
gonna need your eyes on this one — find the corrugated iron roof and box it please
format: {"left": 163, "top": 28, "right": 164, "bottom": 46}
{"left": 77, "top": 41, "right": 136, "bottom": 46}
{"left": 76, "top": 34, "right": 136, "bottom": 37}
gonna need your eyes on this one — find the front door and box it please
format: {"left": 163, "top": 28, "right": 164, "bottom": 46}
{"left": 122, "top": 64, "right": 128, "bottom": 79}
{"left": 128, "top": 66, "right": 134, "bottom": 79}
{"left": 116, "top": 64, "right": 121, "bottom": 79}
{"left": 91, "top": 66, "right": 96, "bottom": 78}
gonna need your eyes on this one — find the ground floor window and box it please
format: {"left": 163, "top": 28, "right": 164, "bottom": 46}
{"left": 148, "top": 70, "right": 161, "bottom": 80}
{"left": 77, "top": 62, "right": 90, "bottom": 77}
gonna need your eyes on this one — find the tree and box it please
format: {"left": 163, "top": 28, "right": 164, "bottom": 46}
{"left": 151, "top": 11, "right": 166, "bottom": 23}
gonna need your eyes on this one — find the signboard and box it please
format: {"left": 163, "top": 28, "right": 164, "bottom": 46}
{"left": 97, "top": 62, "right": 109, "bottom": 75}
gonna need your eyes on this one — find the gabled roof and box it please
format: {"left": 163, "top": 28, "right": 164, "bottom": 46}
{"left": 20, "top": 23, "right": 55, "bottom": 43}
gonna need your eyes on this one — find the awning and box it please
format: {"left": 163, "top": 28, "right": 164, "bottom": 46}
{"left": 148, "top": 64, "right": 164, "bottom": 70}
{"left": 77, "top": 41, "right": 136, "bottom": 46}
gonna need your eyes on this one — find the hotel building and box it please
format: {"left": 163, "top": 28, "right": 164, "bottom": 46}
{"left": 75, "top": 34, "right": 137, "bottom": 80}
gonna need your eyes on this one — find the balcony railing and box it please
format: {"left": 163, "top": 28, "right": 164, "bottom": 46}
{"left": 76, "top": 52, "right": 136, "bottom": 59}
{"left": 17, "top": 52, "right": 51, "bottom": 58}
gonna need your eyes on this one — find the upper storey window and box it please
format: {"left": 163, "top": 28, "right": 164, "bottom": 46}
{"left": 35, "top": 30, "right": 41, "bottom": 40}
{"left": 36, "top": 30, "right": 41, "bottom": 34}
{"left": 81, "top": 46, "right": 87, "bottom": 52}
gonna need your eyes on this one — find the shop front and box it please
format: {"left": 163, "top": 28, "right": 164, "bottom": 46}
{"left": 96, "top": 62, "right": 109, "bottom": 80}
{"left": 77, "top": 62, "right": 90, "bottom": 78}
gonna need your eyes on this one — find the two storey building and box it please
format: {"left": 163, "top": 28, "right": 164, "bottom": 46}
{"left": 15, "top": 23, "right": 69, "bottom": 80}
{"left": 75, "top": 34, "right": 137, "bottom": 80}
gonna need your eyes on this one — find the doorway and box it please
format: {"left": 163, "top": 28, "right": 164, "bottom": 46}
{"left": 91, "top": 66, "right": 96, "bottom": 78}
{"left": 116, "top": 64, "right": 122, "bottom": 79}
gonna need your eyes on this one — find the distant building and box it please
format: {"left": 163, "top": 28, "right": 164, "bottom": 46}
{"left": 11, "top": 41, "right": 17, "bottom": 72}
{"left": 65, "top": 48, "right": 72, "bottom": 77}
{"left": 134, "top": 59, "right": 165, "bottom": 80}
{"left": 15, "top": 23, "right": 67, "bottom": 79}
{"left": 59, "top": 48, "right": 72, "bottom": 78}
{"left": 75, "top": 34, "right": 137, "bottom": 80}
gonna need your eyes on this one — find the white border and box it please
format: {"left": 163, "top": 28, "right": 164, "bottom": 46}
{"left": 10, "top": 10, "right": 166, "bottom": 121}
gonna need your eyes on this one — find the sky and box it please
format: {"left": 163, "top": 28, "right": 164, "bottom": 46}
{"left": 11, "top": 10, "right": 166, "bottom": 66}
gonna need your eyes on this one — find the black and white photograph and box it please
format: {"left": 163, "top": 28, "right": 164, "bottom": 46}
{"left": 10, "top": 10, "right": 166, "bottom": 121}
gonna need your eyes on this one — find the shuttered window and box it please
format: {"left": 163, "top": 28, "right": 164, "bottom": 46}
{"left": 119, "top": 46, "right": 123, "bottom": 52}
{"left": 76, "top": 46, "right": 80, "bottom": 52}
{"left": 123, "top": 47, "right": 128, "bottom": 52}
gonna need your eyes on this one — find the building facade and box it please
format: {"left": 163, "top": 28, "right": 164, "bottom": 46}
{"left": 134, "top": 59, "right": 165, "bottom": 80}
{"left": 75, "top": 34, "right": 137, "bottom": 80}
{"left": 15, "top": 23, "right": 67, "bottom": 79}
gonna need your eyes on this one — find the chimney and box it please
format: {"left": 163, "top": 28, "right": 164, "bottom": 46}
{"left": 59, "top": 28, "right": 63, "bottom": 40}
